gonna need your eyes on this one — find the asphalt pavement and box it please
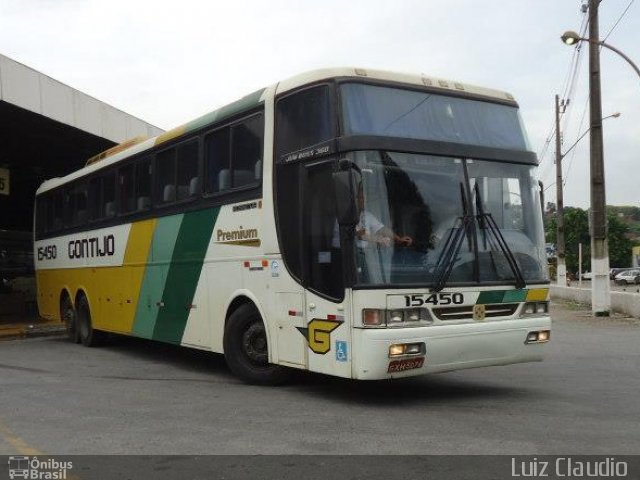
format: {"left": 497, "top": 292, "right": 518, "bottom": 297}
{"left": 0, "top": 299, "right": 638, "bottom": 456}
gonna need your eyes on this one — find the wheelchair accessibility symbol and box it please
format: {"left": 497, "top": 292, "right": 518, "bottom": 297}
{"left": 335, "top": 341, "right": 348, "bottom": 362}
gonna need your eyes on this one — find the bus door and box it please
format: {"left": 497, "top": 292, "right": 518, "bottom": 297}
{"left": 302, "top": 161, "right": 352, "bottom": 377}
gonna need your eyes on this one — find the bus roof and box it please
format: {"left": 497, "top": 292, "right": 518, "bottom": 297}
{"left": 36, "top": 67, "right": 517, "bottom": 195}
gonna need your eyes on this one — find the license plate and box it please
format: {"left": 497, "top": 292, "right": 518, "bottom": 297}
{"left": 387, "top": 357, "right": 425, "bottom": 373}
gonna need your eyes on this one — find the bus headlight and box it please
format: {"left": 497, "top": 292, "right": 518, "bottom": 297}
{"left": 525, "top": 330, "right": 551, "bottom": 344}
{"left": 363, "top": 308, "right": 432, "bottom": 327}
{"left": 521, "top": 301, "right": 549, "bottom": 316}
{"left": 387, "top": 310, "right": 405, "bottom": 323}
{"left": 388, "top": 342, "right": 426, "bottom": 357}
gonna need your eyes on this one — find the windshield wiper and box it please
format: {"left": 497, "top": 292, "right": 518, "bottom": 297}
{"left": 431, "top": 183, "right": 472, "bottom": 293}
{"left": 474, "top": 183, "right": 526, "bottom": 289}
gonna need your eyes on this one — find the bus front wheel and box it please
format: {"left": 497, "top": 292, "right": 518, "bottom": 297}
{"left": 223, "top": 303, "right": 290, "bottom": 385}
{"left": 76, "top": 294, "right": 106, "bottom": 347}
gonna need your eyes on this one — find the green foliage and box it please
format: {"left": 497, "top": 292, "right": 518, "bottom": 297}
{"left": 607, "top": 205, "right": 640, "bottom": 221}
{"left": 607, "top": 213, "right": 633, "bottom": 268}
{"left": 544, "top": 206, "right": 634, "bottom": 272}
{"left": 545, "top": 207, "right": 590, "bottom": 273}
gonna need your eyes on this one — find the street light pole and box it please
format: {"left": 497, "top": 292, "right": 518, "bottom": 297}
{"left": 588, "top": 0, "right": 610, "bottom": 316}
{"left": 561, "top": 31, "right": 640, "bottom": 81}
{"left": 560, "top": 2, "right": 635, "bottom": 314}
{"left": 555, "top": 94, "right": 567, "bottom": 286}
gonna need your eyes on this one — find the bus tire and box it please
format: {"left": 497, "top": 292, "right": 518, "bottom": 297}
{"left": 223, "top": 303, "right": 291, "bottom": 385}
{"left": 61, "top": 293, "right": 79, "bottom": 344}
{"left": 76, "top": 294, "right": 106, "bottom": 347}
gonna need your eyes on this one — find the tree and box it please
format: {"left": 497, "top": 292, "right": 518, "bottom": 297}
{"left": 607, "top": 213, "right": 633, "bottom": 268}
{"left": 545, "top": 206, "right": 634, "bottom": 272}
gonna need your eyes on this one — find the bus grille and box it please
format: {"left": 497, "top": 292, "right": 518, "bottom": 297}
{"left": 432, "top": 303, "right": 519, "bottom": 321}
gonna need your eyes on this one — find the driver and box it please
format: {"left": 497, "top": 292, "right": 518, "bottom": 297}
{"left": 333, "top": 184, "right": 413, "bottom": 248}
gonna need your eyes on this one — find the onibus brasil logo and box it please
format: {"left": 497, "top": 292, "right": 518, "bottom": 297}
{"left": 7, "top": 456, "right": 73, "bottom": 479}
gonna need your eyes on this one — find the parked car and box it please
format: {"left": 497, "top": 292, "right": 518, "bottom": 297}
{"left": 579, "top": 271, "right": 593, "bottom": 281}
{"left": 610, "top": 267, "right": 630, "bottom": 280}
{"left": 614, "top": 269, "right": 640, "bottom": 285}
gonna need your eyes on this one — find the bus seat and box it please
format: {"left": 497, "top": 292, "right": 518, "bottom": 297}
{"left": 177, "top": 185, "right": 189, "bottom": 199}
{"left": 234, "top": 170, "right": 254, "bottom": 187}
{"left": 218, "top": 170, "right": 231, "bottom": 191}
{"left": 137, "top": 196, "right": 151, "bottom": 210}
{"left": 76, "top": 209, "right": 88, "bottom": 224}
{"left": 189, "top": 177, "right": 201, "bottom": 196}
{"left": 219, "top": 169, "right": 255, "bottom": 190}
{"left": 105, "top": 202, "right": 116, "bottom": 217}
{"left": 163, "top": 184, "right": 176, "bottom": 202}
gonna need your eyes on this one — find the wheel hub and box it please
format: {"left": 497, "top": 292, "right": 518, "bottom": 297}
{"left": 242, "top": 323, "right": 268, "bottom": 365}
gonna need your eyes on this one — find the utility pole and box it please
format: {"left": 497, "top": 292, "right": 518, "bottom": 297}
{"left": 588, "top": 0, "right": 611, "bottom": 315}
{"left": 555, "top": 94, "right": 567, "bottom": 286}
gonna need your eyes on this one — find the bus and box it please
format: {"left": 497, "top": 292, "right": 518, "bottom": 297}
{"left": 34, "top": 68, "right": 550, "bottom": 384}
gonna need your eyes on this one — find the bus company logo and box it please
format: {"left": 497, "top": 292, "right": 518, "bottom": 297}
{"left": 473, "top": 304, "right": 486, "bottom": 321}
{"left": 216, "top": 226, "right": 261, "bottom": 247}
{"left": 68, "top": 234, "right": 115, "bottom": 259}
{"left": 7, "top": 456, "right": 73, "bottom": 479}
{"left": 297, "top": 318, "right": 342, "bottom": 354}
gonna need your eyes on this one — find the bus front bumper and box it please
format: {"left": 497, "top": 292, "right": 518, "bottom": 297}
{"left": 351, "top": 317, "right": 551, "bottom": 380}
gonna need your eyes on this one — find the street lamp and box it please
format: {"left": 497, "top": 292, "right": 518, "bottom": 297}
{"left": 560, "top": 0, "right": 630, "bottom": 315}
{"left": 562, "top": 112, "right": 621, "bottom": 159}
{"left": 561, "top": 30, "right": 640, "bottom": 80}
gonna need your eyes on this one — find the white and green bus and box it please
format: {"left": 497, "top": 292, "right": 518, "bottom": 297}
{"left": 34, "top": 68, "right": 550, "bottom": 384}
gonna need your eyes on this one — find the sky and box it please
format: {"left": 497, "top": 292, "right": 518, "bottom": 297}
{"left": 0, "top": 0, "right": 638, "bottom": 209}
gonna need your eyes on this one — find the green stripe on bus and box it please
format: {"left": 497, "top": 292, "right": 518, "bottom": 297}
{"left": 476, "top": 290, "right": 505, "bottom": 304}
{"left": 476, "top": 289, "right": 528, "bottom": 304}
{"left": 183, "top": 88, "right": 265, "bottom": 135}
{"left": 152, "top": 207, "right": 219, "bottom": 343}
{"left": 502, "top": 289, "right": 527, "bottom": 303}
{"left": 132, "top": 214, "right": 184, "bottom": 338}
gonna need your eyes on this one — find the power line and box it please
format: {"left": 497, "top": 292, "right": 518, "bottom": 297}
{"left": 537, "top": 4, "right": 588, "bottom": 172}
{"left": 602, "top": 0, "right": 635, "bottom": 43}
{"left": 563, "top": 96, "right": 590, "bottom": 186}
{"left": 562, "top": 0, "right": 635, "bottom": 187}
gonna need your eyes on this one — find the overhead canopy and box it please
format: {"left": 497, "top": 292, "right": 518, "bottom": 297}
{"left": 0, "top": 53, "right": 164, "bottom": 231}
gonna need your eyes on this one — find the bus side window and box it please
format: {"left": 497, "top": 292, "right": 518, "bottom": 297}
{"left": 176, "top": 141, "right": 199, "bottom": 200}
{"left": 52, "top": 191, "right": 63, "bottom": 231}
{"left": 62, "top": 187, "right": 73, "bottom": 228}
{"left": 135, "top": 157, "right": 152, "bottom": 211}
{"left": 89, "top": 177, "right": 102, "bottom": 221}
{"left": 37, "top": 195, "right": 49, "bottom": 235}
{"left": 231, "top": 114, "right": 263, "bottom": 189}
{"left": 103, "top": 171, "right": 116, "bottom": 218}
{"left": 72, "top": 182, "right": 88, "bottom": 226}
{"left": 275, "top": 85, "right": 333, "bottom": 159}
{"left": 119, "top": 164, "right": 135, "bottom": 214}
{"left": 205, "top": 128, "right": 230, "bottom": 193}
{"left": 156, "top": 148, "right": 177, "bottom": 204}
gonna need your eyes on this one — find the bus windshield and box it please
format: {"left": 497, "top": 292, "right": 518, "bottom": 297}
{"left": 340, "top": 82, "right": 530, "bottom": 151}
{"left": 344, "top": 151, "right": 548, "bottom": 287}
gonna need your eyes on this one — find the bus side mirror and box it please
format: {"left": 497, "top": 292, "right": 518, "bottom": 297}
{"left": 538, "top": 180, "right": 544, "bottom": 217}
{"left": 333, "top": 169, "right": 359, "bottom": 226}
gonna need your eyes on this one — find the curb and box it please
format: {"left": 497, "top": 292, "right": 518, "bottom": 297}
{"left": 0, "top": 322, "right": 66, "bottom": 341}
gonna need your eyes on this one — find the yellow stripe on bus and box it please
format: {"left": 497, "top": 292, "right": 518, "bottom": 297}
{"left": 92, "top": 219, "right": 157, "bottom": 333}
{"left": 154, "top": 125, "right": 187, "bottom": 146}
{"left": 36, "top": 220, "right": 157, "bottom": 334}
{"left": 526, "top": 288, "right": 549, "bottom": 302}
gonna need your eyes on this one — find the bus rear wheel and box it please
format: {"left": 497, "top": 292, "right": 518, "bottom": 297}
{"left": 61, "top": 294, "right": 79, "bottom": 344}
{"left": 76, "top": 294, "right": 106, "bottom": 347}
{"left": 223, "top": 303, "right": 291, "bottom": 385}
